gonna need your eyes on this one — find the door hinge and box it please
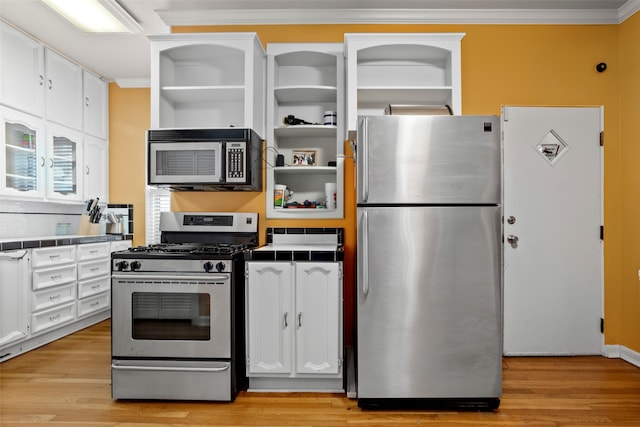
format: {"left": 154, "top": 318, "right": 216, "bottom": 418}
{"left": 600, "top": 131, "right": 604, "bottom": 146}
{"left": 600, "top": 226, "right": 604, "bottom": 240}
{"left": 600, "top": 318, "right": 604, "bottom": 334}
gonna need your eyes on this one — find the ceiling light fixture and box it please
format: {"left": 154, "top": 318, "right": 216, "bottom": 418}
{"left": 39, "top": 0, "right": 142, "bottom": 33}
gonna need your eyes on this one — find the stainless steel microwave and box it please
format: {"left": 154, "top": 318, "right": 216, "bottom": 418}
{"left": 147, "top": 128, "right": 262, "bottom": 191}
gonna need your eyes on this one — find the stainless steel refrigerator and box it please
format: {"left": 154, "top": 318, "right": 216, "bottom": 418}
{"left": 356, "top": 115, "right": 502, "bottom": 410}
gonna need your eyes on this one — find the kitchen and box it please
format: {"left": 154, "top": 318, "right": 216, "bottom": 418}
{"left": 1, "top": 0, "right": 640, "bottom": 423}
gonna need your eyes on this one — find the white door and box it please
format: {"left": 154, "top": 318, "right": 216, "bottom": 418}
{"left": 246, "top": 262, "right": 293, "bottom": 374}
{"left": 295, "top": 262, "right": 341, "bottom": 375}
{"left": 502, "top": 106, "right": 603, "bottom": 355}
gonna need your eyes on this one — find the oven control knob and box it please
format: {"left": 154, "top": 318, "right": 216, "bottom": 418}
{"left": 203, "top": 262, "right": 214, "bottom": 273}
{"left": 115, "top": 260, "right": 129, "bottom": 271}
{"left": 130, "top": 261, "right": 141, "bottom": 271}
{"left": 215, "top": 262, "right": 226, "bottom": 272}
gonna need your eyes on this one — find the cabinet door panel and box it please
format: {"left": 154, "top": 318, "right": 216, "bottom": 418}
{"left": 0, "top": 250, "right": 30, "bottom": 348}
{"left": 0, "top": 22, "right": 44, "bottom": 116}
{"left": 46, "top": 123, "right": 83, "bottom": 201}
{"left": 246, "top": 262, "right": 293, "bottom": 374}
{"left": 45, "top": 49, "right": 82, "bottom": 130}
{"left": 0, "top": 107, "right": 47, "bottom": 198}
{"left": 83, "top": 71, "right": 108, "bottom": 139}
{"left": 83, "top": 137, "right": 108, "bottom": 201}
{"left": 295, "top": 262, "right": 341, "bottom": 375}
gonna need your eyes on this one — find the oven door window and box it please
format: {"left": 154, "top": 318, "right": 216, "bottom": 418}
{"left": 131, "top": 292, "right": 211, "bottom": 340}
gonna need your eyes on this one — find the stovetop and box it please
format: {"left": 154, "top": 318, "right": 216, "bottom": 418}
{"left": 128, "top": 243, "right": 252, "bottom": 256}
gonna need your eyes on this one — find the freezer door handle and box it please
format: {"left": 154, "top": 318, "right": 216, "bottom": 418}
{"left": 361, "top": 118, "right": 369, "bottom": 202}
{"left": 362, "top": 210, "right": 369, "bottom": 296}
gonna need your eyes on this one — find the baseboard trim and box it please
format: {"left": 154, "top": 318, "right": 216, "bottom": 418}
{"left": 603, "top": 344, "right": 640, "bottom": 368}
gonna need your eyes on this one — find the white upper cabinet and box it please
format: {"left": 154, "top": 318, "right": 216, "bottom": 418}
{"left": 45, "top": 49, "right": 83, "bottom": 131}
{"left": 0, "top": 22, "right": 45, "bottom": 116}
{"left": 344, "top": 33, "right": 465, "bottom": 133}
{"left": 83, "top": 136, "right": 108, "bottom": 202}
{"left": 149, "top": 33, "right": 266, "bottom": 136}
{"left": 45, "top": 123, "right": 83, "bottom": 202}
{"left": 266, "top": 43, "right": 344, "bottom": 219}
{"left": 0, "top": 107, "right": 47, "bottom": 199}
{"left": 83, "top": 70, "right": 108, "bottom": 139}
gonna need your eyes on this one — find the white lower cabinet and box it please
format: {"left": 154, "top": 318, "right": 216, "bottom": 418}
{"left": 76, "top": 242, "right": 110, "bottom": 318}
{"left": 1, "top": 239, "right": 129, "bottom": 362}
{"left": 246, "top": 261, "right": 343, "bottom": 391}
{"left": 0, "top": 250, "right": 30, "bottom": 349}
{"left": 31, "top": 246, "right": 77, "bottom": 335}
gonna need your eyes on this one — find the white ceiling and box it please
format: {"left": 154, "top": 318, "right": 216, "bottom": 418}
{"left": 0, "top": 0, "right": 638, "bottom": 86}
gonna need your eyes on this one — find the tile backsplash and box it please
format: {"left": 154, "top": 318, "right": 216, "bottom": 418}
{"left": 0, "top": 199, "right": 134, "bottom": 239}
{"left": 0, "top": 199, "right": 84, "bottom": 239}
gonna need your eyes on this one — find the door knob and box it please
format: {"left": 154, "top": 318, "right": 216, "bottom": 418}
{"left": 507, "top": 235, "right": 519, "bottom": 244}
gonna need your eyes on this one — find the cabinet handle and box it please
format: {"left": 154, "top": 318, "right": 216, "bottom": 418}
{"left": 49, "top": 158, "right": 54, "bottom": 168}
{"left": 49, "top": 254, "right": 60, "bottom": 260}
{"left": 50, "top": 274, "right": 62, "bottom": 282}
{"left": 49, "top": 314, "right": 60, "bottom": 322}
{"left": 297, "top": 312, "right": 303, "bottom": 328}
{"left": 49, "top": 294, "right": 61, "bottom": 301}
{"left": 40, "top": 156, "right": 45, "bottom": 167}
{"left": 90, "top": 301, "right": 100, "bottom": 308}
{"left": 39, "top": 74, "right": 44, "bottom": 86}
{"left": 283, "top": 312, "right": 288, "bottom": 328}
{"left": 91, "top": 284, "right": 101, "bottom": 289}
{"left": 48, "top": 79, "right": 52, "bottom": 90}
{"left": 85, "top": 97, "right": 90, "bottom": 107}
{"left": 90, "top": 267, "right": 100, "bottom": 272}
{"left": 85, "top": 165, "right": 90, "bottom": 175}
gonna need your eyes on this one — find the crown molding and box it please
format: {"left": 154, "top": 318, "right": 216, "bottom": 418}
{"left": 619, "top": 0, "right": 640, "bottom": 21}
{"left": 158, "top": 7, "right": 631, "bottom": 26}
{"left": 114, "top": 78, "right": 150, "bottom": 88}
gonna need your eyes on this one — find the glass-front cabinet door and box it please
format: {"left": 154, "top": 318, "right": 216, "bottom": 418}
{"left": 0, "top": 107, "right": 46, "bottom": 198}
{"left": 46, "top": 123, "right": 83, "bottom": 201}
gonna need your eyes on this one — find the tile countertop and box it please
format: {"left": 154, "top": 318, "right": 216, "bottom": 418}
{"left": 246, "top": 227, "right": 344, "bottom": 262}
{"left": 0, "top": 234, "right": 133, "bottom": 252}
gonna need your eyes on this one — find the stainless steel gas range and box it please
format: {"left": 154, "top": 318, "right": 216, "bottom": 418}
{"left": 110, "top": 212, "right": 258, "bottom": 401}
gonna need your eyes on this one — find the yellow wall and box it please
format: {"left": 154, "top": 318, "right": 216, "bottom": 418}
{"left": 109, "top": 21, "right": 637, "bottom": 350}
{"left": 619, "top": 13, "right": 640, "bottom": 352}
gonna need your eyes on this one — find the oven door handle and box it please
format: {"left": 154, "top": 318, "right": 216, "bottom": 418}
{"left": 111, "top": 362, "right": 230, "bottom": 373}
{"left": 111, "top": 273, "right": 229, "bottom": 281}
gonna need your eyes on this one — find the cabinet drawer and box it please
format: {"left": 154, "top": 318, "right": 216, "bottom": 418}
{"left": 33, "top": 264, "right": 77, "bottom": 290}
{"left": 77, "top": 242, "right": 110, "bottom": 262}
{"left": 78, "top": 276, "right": 110, "bottom": 299}
{"left": 31, "top": 246, "right": 76, "bottom": 268}
{"left": 32, "top": 282, "right": 76, "bottom": 312}
{"left": 77, "top": 258, "right": 110, "bottom": 281}
{"left": 31, "top": 302, "right": 75, "bottom": 335}
{"left": 76, "top": 292, "right": 109, "bottom": 318}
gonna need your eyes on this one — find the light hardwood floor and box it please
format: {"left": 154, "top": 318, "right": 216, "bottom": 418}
{"left": 1, "top": 320, "right": 640, "bottom": 426}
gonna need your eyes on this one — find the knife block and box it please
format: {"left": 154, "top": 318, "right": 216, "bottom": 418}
{"left": 77, "top": 214, "right": 100, "bottom": 236}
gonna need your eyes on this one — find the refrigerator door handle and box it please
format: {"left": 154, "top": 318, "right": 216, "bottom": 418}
{"left": 362, "top": 210, "right": 369, "bottom": 296}
{"left": 361, "top": 118, "right": 369, "bottom": 202}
